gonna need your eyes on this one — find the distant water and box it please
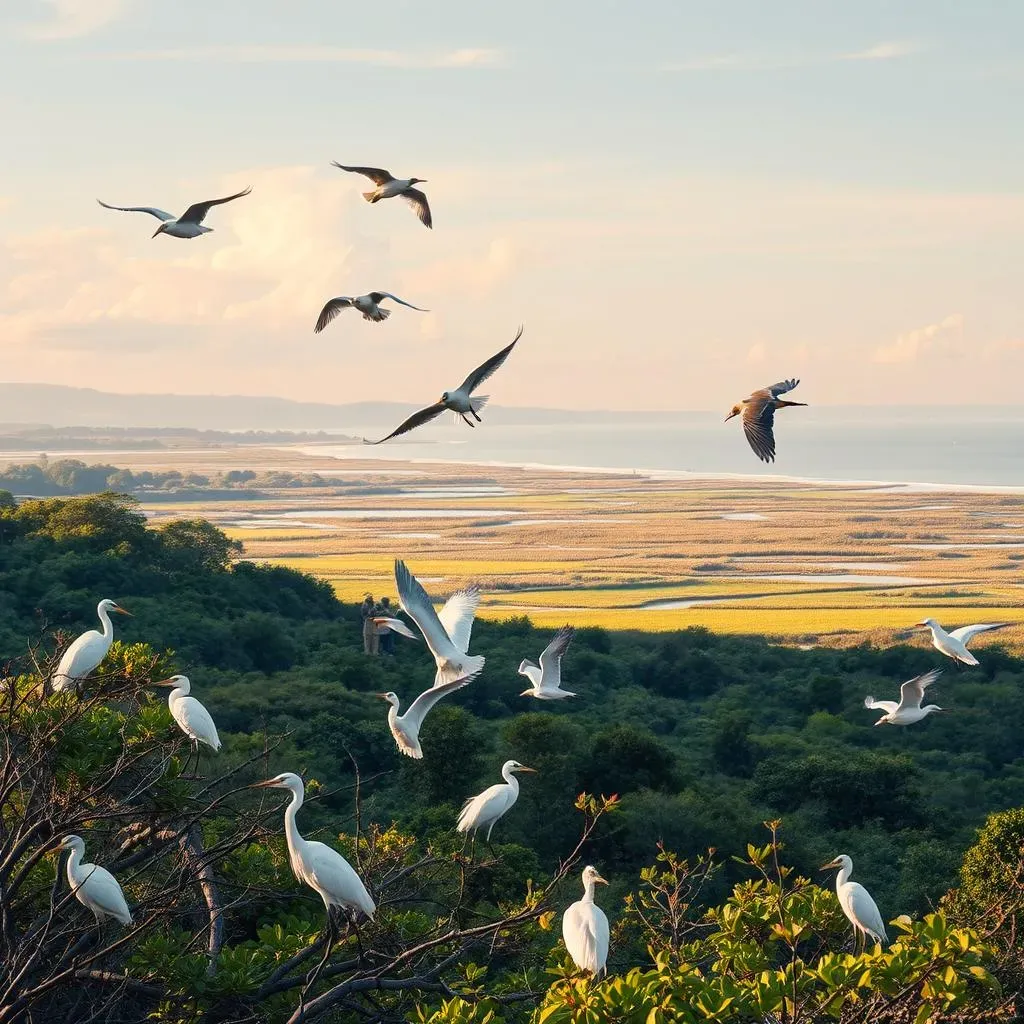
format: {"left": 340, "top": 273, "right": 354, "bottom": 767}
{"left": 293, "top": 408, "right": 1024, "bottom": 490}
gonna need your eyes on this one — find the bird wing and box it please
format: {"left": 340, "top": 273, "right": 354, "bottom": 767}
{"left": 368, "top": 292, "right": 429, "bottom": 312}
{"left": 374, "top": 616, "right": 419, "bottom": 640}
{"left": 457, "top": 783, "right": 512, "bottom": 831}
{"left": 179, "top": 187, "right": 252, "bottom": 225}
{"left": 306, "top": 840, "right": 376, "bottom": 918}
{"left": 55, "top": 630, "right": 108, "bottom": 683}
{"left": 394, "top": 558, "right": 460, "bottom": 659}
{"left": 436, "top": 586, "right": 481, "bottom": 654}
{"left": 314, "top": 297, "right": 355, "bottom": 333}
{"left": 765, "top": 378, "right": 800, "bottom": 398}
{"left": 403, "top": 676, "right": 472, "bottom": 731}
{"left": 97, "top": 200, "right": 174, "bottom": 222}
{"left": 898, "top": 669, "right": 940, "bottom": 710}
{"left": 331, "top": 162, "right": 394, "bottom": 185}
{"left": 78, "top": 863, "right": 132, "bottom": 923}
{"left": 538, "top": 625, "right": 575, "bottom": 690}
{"left": 948, "top": 622, "right": 1009, "bottom": 644}
{"left": 848, "top": 881, "right": 887, "bottom": 943}
{"left": 458, "top": 326, "right": 523, "bottom": 394}
{"left": 365, "top": 403, "right": 446, "bottom": 444}
{"left": 174, "top": 696, "right": 221, "bottom": 750}
{"left": 562, "top": 902, "right": 608, "bottom": 973}
{"left": 401, "top": 188, "right": 433, "bottom": 229}
{"left": 863, "top": 697, "right": 899, "bottom": 713}
{"left": 741, "top": 394, "right": 779, "bottom": 463}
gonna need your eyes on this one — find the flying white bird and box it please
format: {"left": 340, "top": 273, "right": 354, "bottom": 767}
{"left": 864, "top": 669, "right": 944, "bottom": 726}
{"left": 519, "top": 625, "right": 576, "bottom": 700}
{"left": 820, "top": 854, "right": 887, "bottom": 951}
{"left": 918, "top": 618, "right": 1009, "bottom": 667}
{"left": 97, "top": 188, "right": 251, "bottom": 239}
{"left": 52, "top": 599, "right": 131, "bottom": 693}
{"left": 377, "top": 679, "right": 474, "bottom": 759}
{"left": 153, "top": 675, "right": 221, "bottom": 775}
{"left": 725, "top": 379, "right": 807, "bottom": 463}
{"left": 456, "top": 760, "right": 536, "bottom": 843}
{"left": 314, "top": 292, "right": 429, "bottom": 333}
{"left": 366, "top": 327, "right": 522, "bottom": 444}
{"left": 59, "top": 834, "right": 133, "bottom": 927}
{"left": 372, "top": 616, "right": 420, "bottom": 640}
{"left": 393, "top": 561, "right": 484, "bottom": 686}
{"left": 331, "top": 162, "right": 432, "bottom": 228}
{"left": 250, "top": 773, "right": 375, "bottom": 921}
{"left": 562, "top": 865, "right": 610, "bottom": 976}
{"left": 374, "top": 585, "right": 480, "bottom": 656}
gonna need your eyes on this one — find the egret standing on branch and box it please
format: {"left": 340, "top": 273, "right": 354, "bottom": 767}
{"left": 562, "top": 865, "right": 610, "bottom": 976}
{"left": 97, "top": 188, "right": 251, "bottom": 239}
{"left": 820, "top": 854, "right": 887, "bottom": 952}
{"left": 519, "top": 625, "right": 576, "bottom": 700}
{"left": 331, "top": 163, "right": 432, "bottom": 228}
{"left": 918, "top": 618, "right": 1009, "bottom": 667}
{"left": 59, "top": 835, "right": 133, "bottom": 927}
{"left": 52, "top": 599, "right": 131, "bottom": 693}
{"left": 153, "top": 675, "right": 221, "bottom": 776}
{"left": 456, "top": 760, "right": 536, "bottom": 848}
{"left": 864, "top": 669, "right": 944, "bottom": 726}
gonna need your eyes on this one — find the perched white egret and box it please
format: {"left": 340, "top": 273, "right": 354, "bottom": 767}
{"left": 250, "top": 773, "right": 375, "bottom": 920}
{"left": 725, "top": 379, "right": 807, "bottom": 463}
{"left": 59, "top": 834, "right": 133, "bottom": 926}
{"left": 918, "top": 618, "right": 1009, "bottom": 667}
{"left": 153, "top": 675, "right": 221, "bottom": 775}
{"left": 52, "top": 599, "right": 131, "bottom": 693}
{"left": 820, "top": 854, "right": 887, "bottom": 951}
{"left": 377, "top": 679, "right": 474, "bottom": 760}
{"left": 392, "top": 560, "right": 484, "bottom": 686}
{"left": 456, "top": 760, "right": 536, "bottom": 843}
{"left": 97, "top": 188, "right": 251, "bottom": 238}
{"left": 519, "top": 625, "right": 576, "bottom": 700}
{"left": 314, "top": 291, "right": 428, "bottom": 332}
{"left": 864, "top": 669, "right": 944, "bottom": 726}
{"left": 331, "top": 163, "right": 432, "bottom": 228}
{"left": 366, "top": 328, "right": 522, "bottom": 443}
{"left": 562, "top": 865, "right": 610, "bottom": 976}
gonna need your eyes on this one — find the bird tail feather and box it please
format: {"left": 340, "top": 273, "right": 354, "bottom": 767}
{"left": 470, "top": 395, "right": 489, "bottom": 413}
{"left": 436, "top": 654, "right": 485, "bottom": 687}
{"left": 363, "top": 190, "right": 379, "bottom": 203}
{"left": 958, "top": 651, "right": 980, "bottom": 666}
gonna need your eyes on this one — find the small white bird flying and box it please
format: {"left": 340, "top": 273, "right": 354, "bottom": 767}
{"left": 59, "top": 834, "right": 133, "bottom": 926}
{"left": 725, "top": 379, "right": 807, "bottom": 463}
{"left": 97, "top": 187, "right": 251, "bottom": 239}
{"left": 918, "top": 618, "right": 1009, "bottom": 667}
{"left": 153, "top": 675, "right": 221, "bottom": 775}
{"left": 562, "top": 865, "right": 610, "bottom": 976}
{"left": 366, "top": 327, "right": 522, "bottom": 444}
{"left": 377, "top": 679, "right": 474, "bottom": 760}
{"left": 519, "top": 625, "right": 576, "bottom": 700}
{"left": 52, "top": 599, "right": 131, "bottom": 693}
{"left": 864, "top": 669, "right": 944, "bottom": 726}
{"left": 393, "top": 560, "right": 484, "bottom": 686}
{"left": 250, "top": 773, "right": 375, "bottom": 920}
{"left": 331, "top": 162, "right": 432, "bottom": 228}
{"left": 372, "top": 616, "right": 420, "bottom": 640}
{"left": 821, "top": 854, "right": 887, "bottom": 951}
{"left": 314, "top": 292, "right": 429, "bottom": 333}
{"left": 456, "top": 760, "right": 536, "bottom": 842}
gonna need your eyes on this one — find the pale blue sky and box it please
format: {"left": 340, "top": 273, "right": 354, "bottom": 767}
{"left": 2, "top": 1, "right": 1023, "bottom": 409}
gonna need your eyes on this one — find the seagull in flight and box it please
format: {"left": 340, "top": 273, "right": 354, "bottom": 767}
{"left": 366, "top": 326, "right": 522, "bottom": 444}
{"left": 314, "top": 292, "right": 428, "bottom": 333}
{"left": 97, "top": 187, "right": 251, "bottom": 239}
{"left": 519, "top": 625, "right": 576, "bottom": 700}
{"left": 918, "top": 618, "right": 1010, "bottom": 667}
{"left": 864, "top": 669, "right": 944, "bottom": 726}
{"left": 331, "top": 163, "right": 432, "bottom": 228}
{"left": 725, "top": 379, "right": 806, "bottom": 463}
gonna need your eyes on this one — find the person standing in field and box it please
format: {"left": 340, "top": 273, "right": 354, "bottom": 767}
{"left": 360, "top": 594, "right": 379, "bottom": 656}
{"left": 377, "top": 596, "right": 396, "bottom": 656}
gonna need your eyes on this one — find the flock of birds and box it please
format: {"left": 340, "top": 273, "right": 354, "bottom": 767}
{"left": 41, "top": 164, "right": 1012, "bottom": 978}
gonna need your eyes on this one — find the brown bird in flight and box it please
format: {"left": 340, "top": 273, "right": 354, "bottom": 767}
{"left": 726, "top": 379, "right": 806, "bottom": 463}
{"left": 331, "top": 163, "right": 432, "bottom": 228}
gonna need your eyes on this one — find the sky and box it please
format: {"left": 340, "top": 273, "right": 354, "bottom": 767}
{"left": 1, "top": 0, "right": 1023, "bottom": 411}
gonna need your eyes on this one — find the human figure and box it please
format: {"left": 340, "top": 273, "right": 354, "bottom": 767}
{"left": 377, "top": 596, "right": 396, "bottom": 656}
{"left": 360, "top": 594, "right": 379, "bottom": 656}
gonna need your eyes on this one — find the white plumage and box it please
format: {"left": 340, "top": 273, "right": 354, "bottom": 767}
{"left": 153, "top": 675, "right": 221, "bottom": 751}
{"left": 821, "top": 854, "right": 887, "bottom": 949}
{"left": 456, "top": 760, "right": 535, "bottom": 840}
{"left": 97, "top": 187, "right": 251, "bottom": 239}
{"left": 918, "top": 618, "right": 1009, "bottom": 666}
{"left": 252, "top": 773, "right": 375, "bottom": 919}
{"left": 864, "top": 668, "right": 944, "bottom": 726}
{"left": 562, "top": 865, "right": 610, "bottom": 976}
{"left": 519, "top": 625, "right": 576, "bottom": 700}
{"left": 60, "top": 834, "right": 133, "bottom": 926}
{"left": 377, "top": 679, "right": 473, "bottom": 759}
{"left": 52, "top": 599, "right": 131, "bottom": 693}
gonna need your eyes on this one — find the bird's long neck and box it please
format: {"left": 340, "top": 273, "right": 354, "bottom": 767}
{"left": 388, "top": 704, "right": 401, "bottom": 730}
{"left": 582, "top": 877, "right": 597, "bottom": 903}
{"left": 836, "top": 863, "right": 852, "bottom": 890}
{"left": 926, "top": 622, "right": 945, "bottom": 641}
{"left": 97, "top": 605, "right": 114, "bottom": 639}
{"left": 501, "top": 765, "right": 520, "bottom": 796}
{"left": 66, "top": 846, "right": 84, "bottom": 886}
{"left": 168, "top": 685, "right": 188, "bottom": 706}
{"left": 284, "top": 786, "right": 309, "bottom": 869}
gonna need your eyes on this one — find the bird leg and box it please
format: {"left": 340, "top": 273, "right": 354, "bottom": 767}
{"left": 459, "top": 413, "right": 475, "bottom": 428}
{"left": 470, "top": 407, "right": 483, "bottom": 423}
{"left": 301, "top": 908, "right": 338, "bottom": 1006}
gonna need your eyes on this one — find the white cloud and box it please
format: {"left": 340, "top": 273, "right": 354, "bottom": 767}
{"left": 842, "top": 41, "right": 923, "bottom": 61}
{"left": 664, "top": 40, "right": 922, "bottom": 73}
{"left": 24, "top": 0, "right": 129, "bottom": 39}
{"left": 108, "top": 44, "right": 505, "bottom": 68}
{"left": 873, "top": 314, "right": 965, "bottom": 364}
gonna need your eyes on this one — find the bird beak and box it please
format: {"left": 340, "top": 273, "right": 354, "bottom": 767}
{"left": 915, "top": 620, "right": 928, "bottom": 627}
{"left": 819, "top": 859, "right": 841, "bottom": 871}
{"left": 517, "top": 765, "right": 538, "bottom": 773}
{"left": 593, "top": 874, "right": 609, "bottom": 885}
{"left": 151, "top": 677, "right": 177, "bottom": 688}
{"left": 247, "top": 779, "right": 278, "bottom": 790}
{"left": 375, "top": 693, "right": 390, "bottom": 700}
{"left": 151, "top": 225, "right": 164, "bottom": 238}
{"left": 724, "top": 410, "right": 739, "bottom": 422}
{"left": 873, "top": 719, "right": 886, "bottom": 726}
{"left": 111, "top": 605, "right": 132, "bottom": 616}
{"left": 519, "top": 689, "right": 534, "bottom": 697}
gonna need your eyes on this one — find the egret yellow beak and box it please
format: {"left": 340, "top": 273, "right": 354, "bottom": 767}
{"left": 819, "top": 859, "right": 841, "bottom": 871}
{"left": 247, "top": 779, "right": 279, "bottom": 790}
{"left": 113, "top": 605, "right": 132, "bottom": 616}
{"left": 517, "top": 765, "right": 538, "bottom": 773}
{"left": 151, "top": 677, "right": 177, "bottom": 688}
{"left": 593, "top": 873, "right": 609, "bottom": 885}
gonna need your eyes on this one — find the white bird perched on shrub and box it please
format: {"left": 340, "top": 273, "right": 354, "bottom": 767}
{"left": 59, "top": 834, "right": 133, "bottom": 926}
{"left": 519, "top": 625, "right": 576, "bottom": 700}
{"left": 52, "top": 599, "right": 131, "bottom": 693}
{"left": 456, "top": 760, "right": 536, "bottom": 844}
{"left": 820, "top": 854, "right": 887, "bottom": 951}
{"left": 153, "top": 675, "right": 221, "bottom": 775}
{"left": 918, "top": 618, "right": 1009, "bottom": 667}
{"left": 864, "top": 669, "right": 944, "bottom": 726}
{"left": 562, "top": 865, "right": 610, "bottom": 976}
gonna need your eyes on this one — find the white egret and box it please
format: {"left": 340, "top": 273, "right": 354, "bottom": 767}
{"left": 519, "top": 625, "right": 576, "bottom": 700}
{"left": 864, "top": 669, "right": 944, "bottom": 726}
{"left": 377, "top": 679, "right": 474, "bottom": 760}
{"left": 562, "top": 865, "right": 610, "bottom": 976}
{"left": 918, "top": 618, "right": 1009, "bottom": 667}
{"left": 52, "top": 599, "right": 131, "bottom": 693}
{"left": 372, "top": 585, "right": 480, "bottom": 655}
{"left": 331, "top": 163, "right": 432, "bottom": 228}
{"left": 59, "top": 835, "right": 133, "bottom": 927}
{"left": 725, "top": 379, "right": 806, "bottom": 463}
{"left": 153, "top": 675, "right": 221, "bottom": 776}
{"left": 456, "top": 760, "right": 536, "bottom": 845}
{"left": 97, "top": 188, "right": 251, "bottom": 238}
{"left": 820, "top": 854, "right": 887, "bottom": 951}
{"left": 314, "top": 291, "right": 428, "bottom": 332}
{"left": 366, "top": 328, "right": 522, "bottom": 443}
{"left": 392, "top": 560, "right": 484, "bottom": 686}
